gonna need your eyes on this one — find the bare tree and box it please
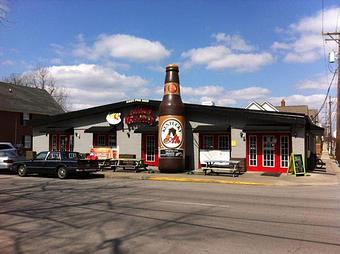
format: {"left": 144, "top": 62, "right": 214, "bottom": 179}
{"left": 3, "top": 66, "right": 71, "bottom": 111}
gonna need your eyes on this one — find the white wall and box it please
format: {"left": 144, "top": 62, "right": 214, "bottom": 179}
{"left": 231, "top": 128, "right": 246, "bottom": 158}
{"left": 32, "top": 130, "right": 49, "bottom": 153}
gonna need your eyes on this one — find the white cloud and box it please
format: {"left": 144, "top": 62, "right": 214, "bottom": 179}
{"left": 73, "top": 34, "right": 170, "bottom": 62}
{"left": 179, "top": 85, "right": 270, "bottom": 106}
{"left": 182, "top": 33, "right": 274, "bottom": 72}
{"left": 48, "top": 64, "right": 149, "bottom": 110}
{"left": 182, "top": 45, "right": 274, "bottom": 72}
{"left": 213, "top": 33, "right": 254, "bottom": 52}
{"left": 296, "top": 73, "right": 334, "bottom": 90}
{"left": 270, "top": 94, "right": 325, "bottom": 108}
{"left": 272, "top": 7, "right": 339, "bottom": 63}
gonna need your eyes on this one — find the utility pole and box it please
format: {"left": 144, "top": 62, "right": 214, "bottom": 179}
{"left": 323, "top": 32, "right": 340, "bottom": 160}
{"left": 329, "top": 96, "right": 332, "bottom": 155}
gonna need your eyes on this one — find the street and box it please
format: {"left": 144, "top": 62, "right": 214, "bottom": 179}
{"left": 0, "top": 174, "right": 340, "bottom": 254}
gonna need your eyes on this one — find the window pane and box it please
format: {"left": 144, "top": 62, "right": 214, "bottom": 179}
{"left": 98, "top": 135, "right": 106, "bottom": 146}
{"left": 280, "top": 136, "right": 289, "bottom": 167}
{"left": 108, "top": 134, "right": 116, "bottom": 147}
{"left": 249, "top": 136, "right": 257, "bottom": 166}
{"left": 203, "top": 136, "right": 214, "bottom": 150}
{"left": 263, "top": 136, "right": 275, "bottom": 167}
{"left": 146, "top": 135, "right": 155, "bottom": 162}
{"left": 218, "top": 135, "right": 229, "bottom": 150}
{"left": 24, "top": 135, "right": 32, "bottom": 149}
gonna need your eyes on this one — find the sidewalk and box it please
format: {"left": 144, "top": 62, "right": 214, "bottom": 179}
{"left": 100, "top": 160, "right": 340, "bottom": 186}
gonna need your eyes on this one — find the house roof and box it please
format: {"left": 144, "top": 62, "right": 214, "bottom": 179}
{"left": 29, "top": 98, "right": 313, "bottom": 128}
{"left": 276, "top": 105, "right": 309, "bottom": 115}
{"left": 0, "top": 82, "right": 64, "bottom": 115}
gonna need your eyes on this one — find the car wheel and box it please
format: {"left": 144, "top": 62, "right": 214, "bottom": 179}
{"left": 18, "top": 165, "right": 27, "bottom": 177}
{"left": 57, "top": 167, "right": 68, "bottom": 179}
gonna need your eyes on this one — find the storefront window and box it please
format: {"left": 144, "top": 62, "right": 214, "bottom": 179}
{"left": 249, "top": 136, "right": 257, "bottom": 166}
{"left": 24, "top": 135, "right": 32, "bottom": 149}
{"left": 108, "top": 134, "right": 117, "bottom": 147}
{"left": 280, "top": 136, "right": 289, "bottom": 168}
{"left": 52, "top": 135, "right": 57, "bottom": 151}
{"left": 59, "top": 135, "right": 67, "bottom": 151}
{"left": 218, "top": 135, "right": 229, "bottom": 150}
{"left": 146, "top": 135, "right": 155, "bottom": 162}
{"left": 69, "top": 135, "right": 74, "bottom": 152}
{"left": 263, "top": 136, "right": 275, "bottom": 167}
{"left": 203, "top": 135, "right": 214, "bottom": 150}
{"left": 98, "top": 135, "right": 106, "bottom": 146}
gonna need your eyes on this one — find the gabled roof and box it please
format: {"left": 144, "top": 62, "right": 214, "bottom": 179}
{"left": 0, "top": 82, "right": 64, "bottom": 115}
{"left": 261, "top": 101, "right": 278, "bottom": 112}
{"left": 245, "top": 101, "right": 265, "bottom": 111}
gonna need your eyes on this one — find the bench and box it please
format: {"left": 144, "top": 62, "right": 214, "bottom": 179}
{"left": 202, "top": 160, "right": 241, "bottom": 177}
{"left": 111, "top": 154, "right": 149, "bottom": 172}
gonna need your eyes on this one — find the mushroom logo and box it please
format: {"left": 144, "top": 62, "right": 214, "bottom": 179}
{"left": 106, "top": 113, "right": 121, "bottom": 125}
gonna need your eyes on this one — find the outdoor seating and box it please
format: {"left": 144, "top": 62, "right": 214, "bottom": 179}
{"left": 111, "top": 154, "right": 149, "bottom": 172}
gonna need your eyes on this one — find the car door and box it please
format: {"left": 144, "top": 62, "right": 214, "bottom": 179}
{"left": 28, "top": 152, "right": 49, "bottom": 173}
{"left": 44, "top": 152, "right": 61, "bottom": 174}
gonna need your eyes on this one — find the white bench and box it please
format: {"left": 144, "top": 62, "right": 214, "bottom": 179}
{"left": 200, "top": 150, "right": 240, "bottom": 177}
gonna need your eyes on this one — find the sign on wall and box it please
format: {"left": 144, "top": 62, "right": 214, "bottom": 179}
{"left": 106, "top": 113, "right": 121, "bottom": 125}
{"left": 124, "top": 107, "right": 155, "bottom": 126}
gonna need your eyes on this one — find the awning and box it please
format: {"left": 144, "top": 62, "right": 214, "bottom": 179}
{"left": 134, "top": 126, "right": 157, "bottom": 133}
{"left": 84, "top": 126, "right": 116, "bottom": 133}
{"left": 39, "top": 127, "right": 73, "bottom": 134}
{"left": 309, "top": 124, "right": 324, "bottom": 136}
{"left": 193, "top": 125, "right": 230, "bottom": 133}
{"left": 243, "top": 125, "right": 292, "bottom": 132}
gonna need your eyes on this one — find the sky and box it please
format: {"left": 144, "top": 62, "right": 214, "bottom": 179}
{"left": 0, "top": 0, "right": 339, "bottom": 117}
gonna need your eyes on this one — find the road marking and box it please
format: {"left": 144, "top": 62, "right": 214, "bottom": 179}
{"left": 122, "top": 197, "right": 230, "bottom": 208}
{"left": 147, "top": 176, "right": 273, "bottom": 186}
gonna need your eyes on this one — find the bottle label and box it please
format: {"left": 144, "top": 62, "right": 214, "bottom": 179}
{"left": 160, "top": 118, "right": 183, "bottom": 149}
{"left": 164, "top": 82, "right": 180, "bottom": 95}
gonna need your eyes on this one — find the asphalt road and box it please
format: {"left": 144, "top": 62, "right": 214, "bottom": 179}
{"left": 0, "top": 173, "right": 340, "bottom": 254}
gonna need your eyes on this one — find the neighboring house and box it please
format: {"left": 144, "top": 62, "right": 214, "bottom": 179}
{"left": 276, "top": 99, "right": 319, "bottom": 125}
{"left": 246, "top": 99, "right": 323, "bottom": 159}
{"left": 0, "top": 82, "right": 64, "bottom": 153}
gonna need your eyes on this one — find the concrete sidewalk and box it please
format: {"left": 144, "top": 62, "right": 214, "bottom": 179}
{"left": 100, "top": 160, "right": 340, "bottom": 186}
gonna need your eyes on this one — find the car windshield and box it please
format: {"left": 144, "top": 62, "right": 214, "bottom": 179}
{"left": 0, "top": 151, "right": 16, "bottom": 157}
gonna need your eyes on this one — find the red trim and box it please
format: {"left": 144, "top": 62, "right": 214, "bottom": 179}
{"left": 141, "top": 134, "right": 158, "bottom": 166}
{"left": 246, "top": 133, "right": 291, "bottom": 173}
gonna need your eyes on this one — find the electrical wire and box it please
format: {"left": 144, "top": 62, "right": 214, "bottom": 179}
{"left": 312, "top": 70, "right": 338, "bottom": 121}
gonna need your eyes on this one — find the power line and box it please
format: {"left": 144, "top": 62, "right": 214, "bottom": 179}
{"left": 312, "top": 69, "right": 337, "bottom": 121}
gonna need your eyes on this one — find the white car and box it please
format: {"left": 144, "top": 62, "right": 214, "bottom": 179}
{"left": 0, "top": 143, "right": 18, "bottom": 170}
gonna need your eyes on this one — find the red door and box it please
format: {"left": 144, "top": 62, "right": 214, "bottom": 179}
{"left": 142, "top": 134, "right": 159, "bottom": 166}
{"left": 246, "top": 133, "right": 291, "bottom": 173}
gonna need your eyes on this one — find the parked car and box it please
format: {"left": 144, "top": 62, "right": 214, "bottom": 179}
{"left": 0, "top": 150, "right": 18, "bottom": 171}
{"left": 0, "top": 142, "right": 17, "bottom": 153}
{"left": 12, "top": 151, "right": 99, "bottom": 179}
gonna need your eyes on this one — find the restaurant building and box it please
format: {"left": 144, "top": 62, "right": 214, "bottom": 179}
{"left": 29, "top": 98, "right": 323, "bottom": 173}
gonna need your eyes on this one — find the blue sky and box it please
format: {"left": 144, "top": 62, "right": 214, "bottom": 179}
{"left": 0, "top": 0, "right": 339, "bottom": 113}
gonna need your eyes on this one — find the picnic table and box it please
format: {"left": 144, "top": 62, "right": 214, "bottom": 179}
{"left": 110, "top": 158, "right": 149, "bottom": 172}
{"left": 203, "top": 159, "right": 240, "bottom": 177}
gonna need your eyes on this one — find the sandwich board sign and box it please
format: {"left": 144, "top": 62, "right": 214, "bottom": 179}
{"left": 287, "top": 153, "right": 305, "bottom": 176}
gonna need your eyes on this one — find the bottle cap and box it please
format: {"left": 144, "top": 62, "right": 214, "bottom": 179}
{"left": 166, "top": 64, "right": 179, "bottom": 71}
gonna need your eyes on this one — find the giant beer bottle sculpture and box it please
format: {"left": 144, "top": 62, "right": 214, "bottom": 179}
{"left": 158, "top": 64, "right": 185, "bottom": 173}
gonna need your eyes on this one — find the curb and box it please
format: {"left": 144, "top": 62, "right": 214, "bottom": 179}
{"left": 146, "top": 176, "right": 274, "bottom": 186}
{"left": 102, "top": 173, "right": 273, "bottom": 186}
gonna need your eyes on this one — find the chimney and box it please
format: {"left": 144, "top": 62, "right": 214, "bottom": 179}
{"left": 281, "top": 99, "right": 286, "bottom": 107}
